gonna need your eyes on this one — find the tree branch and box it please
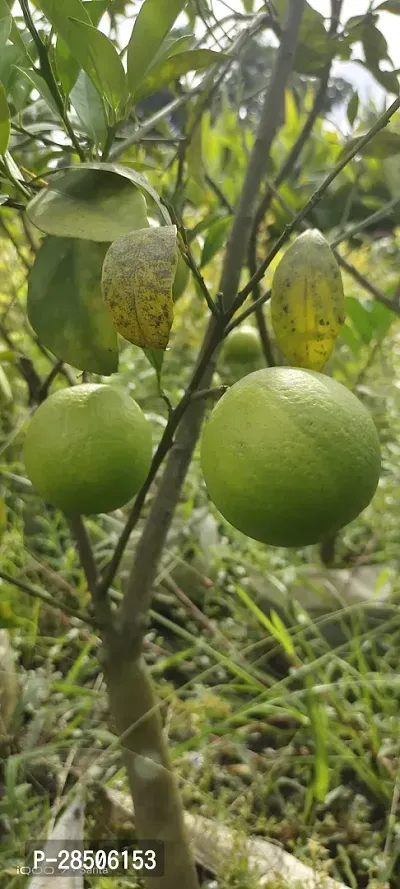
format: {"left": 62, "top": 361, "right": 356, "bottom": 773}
{"left": 116, "top": 0, "right": 306, "bottom": 651}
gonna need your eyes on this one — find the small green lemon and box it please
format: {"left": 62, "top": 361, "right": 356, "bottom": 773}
{"left": 221, "top": 325, "right": 262, "bottom": 365}
{"left": 23, "top": 384, "right": 152, "bottom": 515}
{"left": 200, "top": 367, "right": 381, "bottom": 548}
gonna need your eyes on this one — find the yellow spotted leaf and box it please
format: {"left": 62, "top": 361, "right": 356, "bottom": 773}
{"left": 271, "top": 229, "right": 345, "bottom": 372}
{"left": 101, "top": 225, "right": 177, "bottom": 350}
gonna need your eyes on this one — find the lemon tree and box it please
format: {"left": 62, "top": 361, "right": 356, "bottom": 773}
{"left": 221, "top": 324, "right": 263, "bottom": 365}
{"left": 23, "top": 384, "right": 152, "bottom": 515}
{"left": 201, "top": 367, "right": 381, "bottom": 548}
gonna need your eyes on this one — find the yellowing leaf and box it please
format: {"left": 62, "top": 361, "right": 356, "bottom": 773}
{"left": 102, "top": 226, "right": 177, "bottom": 350}
{"left": 271, "top": 230, "right": 345, "bottom": 372}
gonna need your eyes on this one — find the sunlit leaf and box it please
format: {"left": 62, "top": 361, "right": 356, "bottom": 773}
{"left": 27, "top": 162, "right": 171, "bottom": 240}
{"left": 66, "top": 17, "right": 127, "bottom": 114}
{"left": 27, "top": 166, "right": 149, "bottom": 241}
{"left": 28, "top": 237, "right": 118, "bottom": 375}
{"left": 127, "top": 0, "right": 188, "bottom": 95}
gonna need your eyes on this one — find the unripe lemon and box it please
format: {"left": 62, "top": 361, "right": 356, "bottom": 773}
{"left": 200, "top": 367, "right": 381, "bottom": 548}
{"left": 221, "top": 325, "right": 262, "bottom": 365}
{"left": 23, "top": 384, "right": 152, "bottom": 515}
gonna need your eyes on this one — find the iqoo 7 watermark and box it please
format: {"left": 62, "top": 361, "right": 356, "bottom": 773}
{"left": 18, "top": 840, "right": 165, "bottom": 877}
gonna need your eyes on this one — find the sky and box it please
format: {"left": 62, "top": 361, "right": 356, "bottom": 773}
{"left": 206, "top": 1, "right": 400, "bottom": 109}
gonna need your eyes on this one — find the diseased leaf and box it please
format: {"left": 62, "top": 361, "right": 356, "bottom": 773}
{"left": 27, "top": 237, "right": 118, "bottom": 375}
{"left": 70, "top": 70, "right": 107, "bottom": 145}
{"left": 26, "top": 162, "right": 171, "bottom": 240}
{"left": 135, "top": 49, "right": 225, "bottom": 102}
{"left": 127, "top": 0, "right": 188, "bottom": 95}
{"left": 27, "top": 167, "right": 149, "bottom": 241}
{"left": 102, "top": 225, "right": 177, "bottom": 350}
{"left": 0, "top": 81, "right": 10, "bottom": 155}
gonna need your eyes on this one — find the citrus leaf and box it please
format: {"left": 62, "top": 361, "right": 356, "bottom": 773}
{"left": 0, "top": 81, "right": 10, "bottom": 155}
{"left": 135, "top": 49, "right": 225, "bottom": 102}
{"left": 26, "top": 162, "right": 171, "bottom": 239}
{"left": 200, "top": 215, "right": 233, "bottom": 268}
{"left": 54, "top": 1, "right": 109, "bottom": 96}
{"left": 0, "top": 0, "right": 11, "bottom": 49}
{"left": 150, "top": 34, "right": 195, "bottom": 69}
{"left": 27, "top": 237, "right": 118, "bottom": 375}
{"left": 347, "top": 91, "right": 359, "bottom": 127}
{"left": 66, "top": 17, "right": 127, "bottom": 114}
{"left": 345, "top": 297, "right": 373, "bottom": 344}
{"left": 26, "top": 166, "right": 149, "bottom": 241}
{"left": 127, "top": 0, "right": 188, "bottom": 96}
{"left": 70, "top": 71, "right": 107, "bottom": 145}
{"left": 102, "top": 225, "right": 177, "bottom": 350}
{"left": 339, "top": 130, "right": 400, "bottom": 161}
{"left": 15, "top": 67, "right": 61, "bottom": 117}
{"left": 376, "top": 0, "right": 400, "bottom": 11}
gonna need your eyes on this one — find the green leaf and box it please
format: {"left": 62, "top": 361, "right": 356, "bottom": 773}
{"left": 362, "top": 22, "right": 389, "bottom": 69}
{"left": 0, "top": 0, "right": 11, "bottom": 49}
{"left": 84, "top": 0, "right": 109, "bottom": 24}
{"left": 27, "top": 237, "right": 118, "bottom": 375}
{"left": 0, "top": 81, "right": 10, "bottom": 155}
{"left": 27, "top": 162, "right": 171, "bottom": 240}
{"left": 360, "top": 62, "right": 399, "bottom": 94}
{"left": 345, "top": 297, "right": 373, "bottom": 344}
{"left": 340, "top": 130, "right": 400, "bottom": 160}
{"left": 54, "top": 0, "right": 109, "bottom": 96}
{"left": 293, "top": 2, "right": 329, "bottom": 74}
{"left": 143, "top": 347, "right": 165, "bottom": 392}
{"left": 150, "top": 34, "right": 194, "bottom": 69}
{"left": 15, "top": 67, "right": 61, "bottom": 117}
{"left": 55, "top": 36, "right": 80, "bottom": 96}
{"left": 200, "top": 216, "right": 233, "bottom": 268}
{"left": 66, "top": 17, "right": 127, "bottom": 114}
{"left": 36, "top": 0, "right": 92, "bottom": 97}
{"left": 0, "top": 194, "right": 9, "bottom": 206}
{"left": 376, "top": 0, "right": 400, "bottom": 11}
{"left": 135, "top": 49, "right": 225, "bottom": 102}
{"left": 70, "top": 70, "right": 107, "bottom": 145}
{"left": 127, "top": 0, "right": 188, "bottom": 96}
{"left": 346, "top": 91, "right": 359, "bottom": 127}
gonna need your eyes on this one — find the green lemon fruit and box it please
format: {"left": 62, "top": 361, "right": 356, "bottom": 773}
{"left": 221, "top": 325, "right": 262, "bottom": 365}
{"left": 200, "top": 367, "right": 381, "bottom": 547}
{"left": 23, "top": 384, "right": 152, "bottom": 515}
{"left": 172, "top": 252, "right": 190, "bottom": 301}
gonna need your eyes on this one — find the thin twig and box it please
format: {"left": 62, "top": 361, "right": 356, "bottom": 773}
{"left": 0, "top": 569, "right": 93, "bottom": 625}
{"left": 231, "top": 94, "right": 400, "bottom": 316}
